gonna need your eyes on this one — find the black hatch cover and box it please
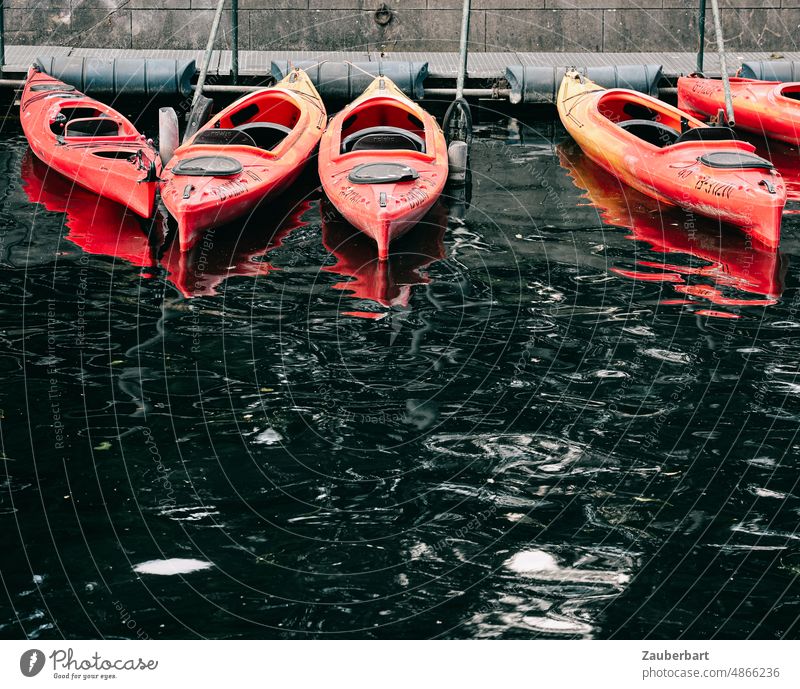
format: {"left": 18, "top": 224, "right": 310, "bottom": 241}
{"left": 172, "top": 155, "right": 243, "bottom": 177}
{"left": 698, "top": 151, "right": 775, "bottom": 171}
{"left": 348, "top": 162, "right": 419, "bottom": 185}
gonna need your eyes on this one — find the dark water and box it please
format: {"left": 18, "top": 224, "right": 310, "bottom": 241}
{"left": 1, "top": 113, "right": 800, "bottom": 640}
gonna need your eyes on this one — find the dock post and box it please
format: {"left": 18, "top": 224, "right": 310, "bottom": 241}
{"left": 0, "top": 1, "right": 5, "bottom": 70}
{"left": 231, "top": 0, "right": 239, "bottom": 86}
{"left": 709, "top": 0, "right": 734, "bottom": 126}
{"left": 192, "top": 0, "right": 226, "bottom": 110}
{"left": 696, "top": 0, "right": 706, "bottom": 73}
{"left": 455, "top": 0, "right": 470, "bottom": 100}
{"left": 184, "top": 0, "right": 227, "bottom": 143}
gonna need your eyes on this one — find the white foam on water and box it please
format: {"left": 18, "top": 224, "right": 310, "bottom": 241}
{"left": 506, "top": 550, "right": 560, "bottom": 573}
{"left": 255, "top": 428, "right": 282, "bottom": 445}
{"left": 133, "top": 558, "right": 214, "bottom": 576}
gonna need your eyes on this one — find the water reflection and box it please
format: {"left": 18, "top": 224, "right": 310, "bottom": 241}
{"left": 20, "top": 151, "right": 158, "bottom": 270}
{"left": 321, "top": 200, "right": 447, "bottom": 318}
{"left": 21, "top": 149, "right": 315, "bottom": 298}
{"left": 558, "top": 142, "right": 785, "bottom": 317}
{"left": 4, "top": 120, "right": 800, "bottom": 640}
{"left": 160, "top": 198, "right": 312, "bottom": 298}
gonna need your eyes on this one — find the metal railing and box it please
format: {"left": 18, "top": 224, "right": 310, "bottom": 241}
{"left": 696, "top": 0, "right": 706, "bottom": 73}
{"left": 0, "top": 0, "right": 5, "bottom": 69}
{"left": 231, "top": 0, "right": 238, "bottom": 85}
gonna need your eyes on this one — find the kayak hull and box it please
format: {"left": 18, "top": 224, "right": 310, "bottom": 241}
{"left": 318, "top": 76, "right": 448, "bottom": 260}
{"left": 20, "top": 67, "right": 159, "bottom": 218}
{"left": 557, "top": 71, "right": 786, "bottom": 249}
{"left": 678, "top": 76, "right": 800, "bottom": 146}
{"left": 160, "top": 69, "right": 326, "bottom": 252}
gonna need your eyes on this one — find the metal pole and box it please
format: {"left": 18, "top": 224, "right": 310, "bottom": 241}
{"left": 192, "top": 0, "right": 227, "bottom": 110}
{"left": 0, "top": 79, "right": 679, "bottom": 100}
{"left": 455, "top": 0, "right": 471, "bottom": 100}
{"left": 696, "top": 0, "right": 706, "bottom": 73}
{"left": 709, "top": 0, "right": 734, "bottom": 126}
{"left": 231, "top": 0, "right": 239, "bottom": 86}
{"left": 0, "top": 1, "right": 5, "bottom": 70}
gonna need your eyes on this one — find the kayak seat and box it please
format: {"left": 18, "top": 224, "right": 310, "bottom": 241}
{"left": 193, "top": 128, "right": 257, "bottom": 147}
{"left": 234, "top": 122, "right": 292, "bottom": 150}
{"left": 341, "top": 126, "right": 426, "bottom": 154}
{"left": 618, "top": 119, "right": 680, "bottom": 147}
{"left": 64, "top": 117, "right": 121, "bottom": 138}
{"left": 674, "top": 126, "right": 738, "bottom": 144}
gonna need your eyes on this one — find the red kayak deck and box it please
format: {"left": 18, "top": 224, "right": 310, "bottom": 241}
{"left": 20, "top": 67, "right": 159, "bottom": 219}
{"left": 160, "top": 68, "right": 325, "bottom": 253}
{"left": 678, "top": 76, "right": 800, "bottom": 146}
{"left": 318, "top": 76, "right": 448, "bottom": 260}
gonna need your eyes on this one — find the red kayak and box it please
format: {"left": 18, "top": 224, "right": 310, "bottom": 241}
{"left": 558, "top": 142, "right": 784, "bottom": 313}
{"left": 557, "top": 71, "right": 787, "bottom": 249}
{"left": 160, "top": 68, "right": 325, "bottom": 253}
{"left": 20, "top": 66, "right": 159, "bottom": 219}
{"left": 318, "top": 76, "right": 448, "bottom": 260}
{"left": 678, "top": 75, "right": 800, "bottom": 146}
{"left": 322, "top": 200, "right": 446, "bottom": 317}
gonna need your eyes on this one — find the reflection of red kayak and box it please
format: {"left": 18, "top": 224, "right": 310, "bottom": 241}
{"left": 321, "top": 200, "right": 446, "bottom": 318}
{"left": 160, "top": 198, "right": 312, "bottom": 298}
{"left": 558, "top": 143, "right": 785, "bottom": 315}
{"left": 160, "top": 69, "right": 325, "bottom": 253}
{"left": 318, "top": 76, "right": 448, "bottom": 260}
{"left": 20, "top": 67, "right": 159, "bottom": 219}
{"left": 678, "top": 76, "right": 800, "bottom": 146}
{"left": 20, "top": 150, "right": 156, "bottom": 268}
{"left": 22, "top": 149, "right": 310, "bottom": 298}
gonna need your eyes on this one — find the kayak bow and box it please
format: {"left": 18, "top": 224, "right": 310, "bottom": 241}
{"left": 318, "top": 75, "right": 448, "bottom": 260}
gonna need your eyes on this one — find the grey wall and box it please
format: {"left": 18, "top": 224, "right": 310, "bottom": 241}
{"left": 4, "top": 1, "right": 800, "bottom": 53}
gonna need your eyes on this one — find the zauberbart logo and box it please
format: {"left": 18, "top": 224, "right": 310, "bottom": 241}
{"left": 20, "top": 649, "right": 45, "bottom": 677}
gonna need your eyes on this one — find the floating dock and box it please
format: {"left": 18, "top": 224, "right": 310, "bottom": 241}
{"left": 3, "top": 45, "right": 800, "bottom": 95}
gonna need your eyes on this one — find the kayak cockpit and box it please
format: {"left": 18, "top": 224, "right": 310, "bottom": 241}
{"left": 778, "top": 84, "right": 800, "bottom": 102}
{"left": 48, "top": 103, "right": 142, "bottom": 143}
{"left": 598, "top": 94, "right": 686, "bottom": 148}
{"left": 196, "top": 91, "right": 301, "bottom": 152}
{"left": 193, "top": 122, "right": 292, "bottom": 151}
{"left": 597, "top": 91, "right": 743, "bottom": 149}
{"left": 338, "top": 98, "right": 427, "bottom": 155}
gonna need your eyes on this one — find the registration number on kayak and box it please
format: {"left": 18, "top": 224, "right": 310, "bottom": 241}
{"left": 694, "top": 174, "right": 735, "bottom": 199}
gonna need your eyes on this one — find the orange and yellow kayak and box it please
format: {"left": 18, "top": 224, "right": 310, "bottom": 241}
{"left": 160, "top": 68, "right": 325, "bottom": 252}
{"left": 557, "top": 71, "right": 786, "bottom": 248}
{"left": 318, "top": 75, "right": 448, "bottom": 260}
{"left": 678, "top": 76, "right": 800, "bottom": 146}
